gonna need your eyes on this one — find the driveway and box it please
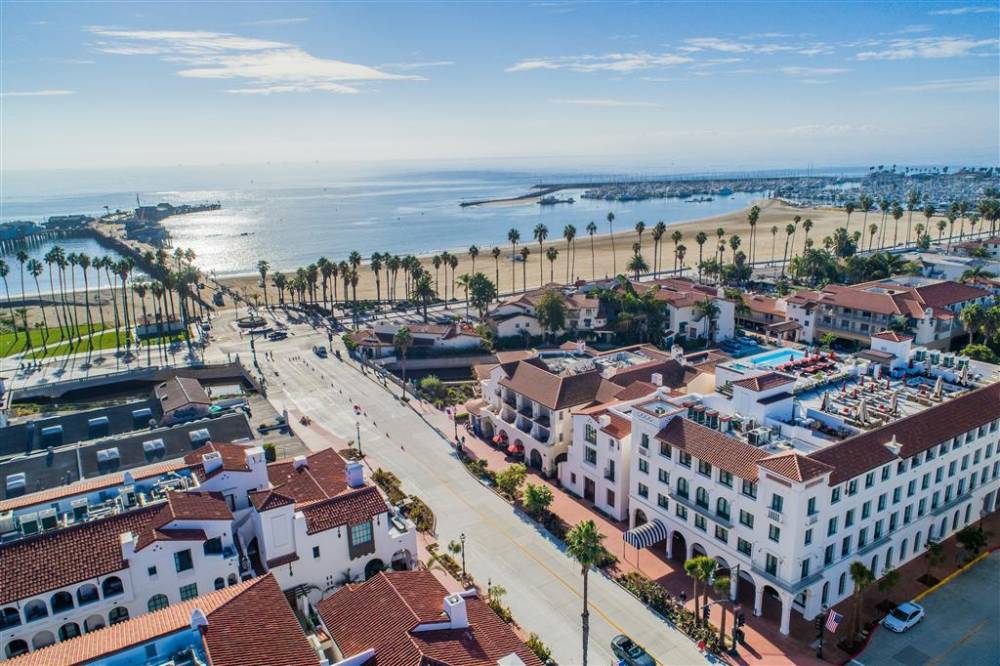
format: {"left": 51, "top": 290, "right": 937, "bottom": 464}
{"left": 854, "top": 551, "right": 1000, "bottom": 666}
{"left": 261, "top": 333, "right": 708, "bottom": 666}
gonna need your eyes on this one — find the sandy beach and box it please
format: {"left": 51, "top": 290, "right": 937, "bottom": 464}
{"left": 213, "top": 198, "right": 881, "bottom": 303}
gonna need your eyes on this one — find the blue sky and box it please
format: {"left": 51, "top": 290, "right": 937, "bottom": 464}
{"left": 2, "top": 1, "right": 998, "bottom": 172}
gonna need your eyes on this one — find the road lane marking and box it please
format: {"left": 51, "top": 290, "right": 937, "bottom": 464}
{"left": 926, "top": 618, "right": 988, "bottom": 666}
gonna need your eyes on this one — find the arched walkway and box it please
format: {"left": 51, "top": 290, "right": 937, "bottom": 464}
{"left": 528, "top": 448, "right": 543, "bottom": 471}
{"left": 83, "top": 614, "right": 105, "bottom": 633}
{"left": 669, "top": 531, "right": 687, "bottom": 563}
{"left": 634, "top": 508, "right": 648, "bottom": 528}
{"left": 364, "top": 558, "right": 385, "bottom": 580}
{"left": 31, "top": 631, "right": 55, "bottom": 650}
{"left": 5, "top": 640, "right": 28, "bottom": 659}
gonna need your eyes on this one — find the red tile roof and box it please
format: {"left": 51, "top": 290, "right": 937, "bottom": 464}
{"left": 759, "top": 452, "right": 834, "bottom": 482}
{"left": 300, "top": 486, "right": 388, "bottom": 535}
{"left": 8, "top": 574, "right": 319, "bottom": 666}
{"left": 731, "top": 372, "right": 796, "bottom": 392}
{"left": 250, "top": 448, "right": 349, "bottom": 510}
{"left": 810, "top": 382, "right": 1000, "bottom": 484}
{"left": 136, "top": 491, "right": 232, "bottom": 550}
{"left": 155, "top": 376, "right": 211, "bottom": 410}
{"left": 656, "top": 417, "right": 768, "bottom": 481}
{"left": 871, "top": 330, "right": 914, "bottom": 342}
{"left": 499, "top": 362, "right": 622, "bottom": 410}
{"left": 183, "top": 441, "right": 254, "bottom": 476}
{"left": 317, "top": 570, "right": 542, "bottom": 666}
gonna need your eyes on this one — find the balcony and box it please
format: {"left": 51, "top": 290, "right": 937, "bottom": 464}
{"left": 503, "top": 395, "right": 517, "bottom": 408}
{"left": 501, "top": 409, "right": 516, "bottom": 424}
{"left": 670, "top": 491, "right": 732, "bottom": 529}
{"left": 518, "top": 404, "right": 533, "bottom": 418}
{"left": 535, "top": 412, "right": 551, "bottom": 427}
{"left": 516, "top": 417, "right": 533, "bottom": 432}
{"left": 768, "top": 509, "right": 784, "bottom": 524}
{"left": 533, "top": 426, "right": 551, "bottom": 443}
{"left": 932, "top": 490, "right": 971, "bottom": 516}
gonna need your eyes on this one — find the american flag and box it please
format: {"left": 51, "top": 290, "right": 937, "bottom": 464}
{"left": 825, "top": 609, "right": 843, "bottom": 633}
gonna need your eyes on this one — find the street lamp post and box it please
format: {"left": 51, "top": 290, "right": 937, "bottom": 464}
{"left": 356, "top": 421, "right": 362, "bottom": 456}
{"left": 460, "top": 532, "right": 466, "bottom": 577}
{"left": 816, "top": 604, "right": 828, "bottom": 659}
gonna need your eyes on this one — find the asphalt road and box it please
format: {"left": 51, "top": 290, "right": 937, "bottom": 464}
{"left": 259, "top": 329, "right": 708, "bottom": 666}
{"left": 854, "top": 551, "right": 1000, "bottom": 666}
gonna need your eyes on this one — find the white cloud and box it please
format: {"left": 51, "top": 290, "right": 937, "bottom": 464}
{"left": 240, "top": 17, "right": 310, "bottom": 26}
{"left": 856, "top": 36, "right": 998, "bottom": 60}
{"left": 681, "top": 37, "right": 833, "bottom": 56}
{"left": 507, "top": 52, "right": 692, "bottom": 73}
{"left": 780, "top": 66, "right": 851, "bottom": 77}
{"left": 889, "top": 76, "right": 999, "bottom": 93}
{"left": 378, "top": 61, "right": 455, "bottom": 70}
{"left": 549, "top": 98, "right": 662, "bottom": 107}
{"left": 88, "top": 27, "right": 420, "bottom": 94}
{"left": 929, "top": 5, "right": 999, "bottom": 15}
{"left": 0, "top": 89, "right": 75, "bottom": 97}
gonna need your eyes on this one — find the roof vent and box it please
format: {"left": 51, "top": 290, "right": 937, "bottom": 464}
{"left": 443, "top": 593, "right": 469, "bottom": 629}
{"left": 97, "top": 447, "right": 120, "bottom": 463}
{"left": 143, "top": 438, "right": 166, "bottom": 454}
{"left": 885, "top": 434, "right": 902, "bottom": 455}
{"left": 202, "top": 451, "right": 223, "bottom": 475}
{"left": 651, "top": 372, "right": 663, "bottom": 386}
{"left": 293, "top": 455, "right": 309, "bottom": 470}
{"left": 5, "top": 473, "right": 26, "bottom": 495}
{"left": 597, "top": 415, "right": 611, "bottom": 428}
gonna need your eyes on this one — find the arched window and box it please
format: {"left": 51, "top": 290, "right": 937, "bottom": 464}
{"left": 227, "top": 574, "right": 238, "bottom": 586}
{"left": 50, "top": 591, "right": 74, "bottom": 613}
{"left": 214, "top": 577, "right": 225, "bottom": 591}
{"left": 914, "top": 531, "right": 922, "bottom": 553}
{"left": 108, "top": 607, "right": 129, "bottom": 625}
{"left": 696, "top": 487, "right": 709, "bottom": 508}
{"left": 58, "top": 623, "right": 81, "bottom": 641}
{"left": 147, "top": 595, "right": 169, "bottom": 612}
{"left": 23, "top": 599, "right": 48, "bottom": 623}
{"left": 102, "top": 576, "right": 124, "bottom": 598}
{"left": 940, "top": 517, "right": 947, "bottom": 536}
{"left": 821, "top": 581, "right": 829, "bottom": 605}
{"left": 0, "top": 607, "right": 20, "bottom": 630}
{"left": 83, "top": 615, "right": 105, "bottom": 633}
{"left": 5, "top": 639, "right": 29, "bottom": 659}
{"left": 77, "top": 584, "right": 99, "bottom": 606}
{"left": 716, "top": 497, "right": 730, "bottom": 519}
{"left": 885, "top": 547, "right": 894, "bottom": 569}
{"left": 952, "top": 510, "right": 960, "bottom": 531}
{"left": 31, "top": 631, "right": 55, "bottom": 650}
{"left": 964, "top": 504, "right": 971, "bottom": 525}
{"left": 837, "top": 572, "right": 846, "bottom": 596}
{"left": 870, "top": 554, "right": 879, "bottom": 576}
{"left": 900, "top": 539, "right": 908, "bottom": 561}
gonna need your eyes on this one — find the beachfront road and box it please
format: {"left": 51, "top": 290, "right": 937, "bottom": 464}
{"left": 259, "top": 332, "right": 707, "bottom": 666}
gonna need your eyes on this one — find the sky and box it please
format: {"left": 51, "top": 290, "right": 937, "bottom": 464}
{"left": 1, "top": 1, "right": 998, "bottom": 174}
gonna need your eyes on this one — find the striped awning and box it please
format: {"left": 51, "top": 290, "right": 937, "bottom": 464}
{"left": 623, "top": 519, "right": 669, "bottom": 549}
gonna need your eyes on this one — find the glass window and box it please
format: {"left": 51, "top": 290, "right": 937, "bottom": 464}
{"left": 696, "top": 487, "right": 710, "bottom": 508}
{"left": 174, "top": 549, "right": 193, "bottom": 573}
{"left": 179, "top": 584, "right": 198, "bottom": 601}
{"left": 737, "top": 538, "right": 752, "bottom": 556}
{"left": 638, "top": 458, "right": 649, "bottom": 474}
{"left": 801, "top": 559, "right": 811, "bottom": 580}
{"left": 766, "top": 554, "right": 778, "bottom": 575}
{"left": 862, "top": 501, "right": 871, "bottom": 519}
{"left": 349, "top": 521, "right": 374, "bottom": 547}
{"left": 585, "top": 424, "right": 597, "bottom": 443}
{"left": 841, "top": 535, "right": 851, "bottom": 557}
{"left": 865, "top": 472, "right": 875, "bottom": 488}
{"left": 804, "top": 528, "right": 813, "bottom": 546}
{"left": 858, "top": 528, "right": 868, "bottom": 547}
{"left": 827, "top": 517, "right": 838, "bottom": 536}
{"left": 658, "top": 468, "right": 669, "bottom": 484}
{"left": 695, "top": 515, "right": 707, "bottom": 532}
{"left": 640, "top": 433, "right": 650, "bottom": 449}
{"left": 715, "top": 525, "right": 728, "bottom": 543}
{"left": 585, "top": 447, "right": 598, "bottom": 465}
{"left": 676, "top": 477, "right": 689, "bottom": 498}
{"left": 878, "top": 494, "right": 887, "bottom": 511}
{"left": 679, "top": 452, "right": 692, "bottom": 467}
{"left": 638, "top": 483, "right": 649, "bottom": 498}
{"left": 831, "top": 487, "right": 841, "bottom": 504}
{"left": 698, "top": 460, "right": 712, "bottom": 477}
{"left": 659, "top": 442, "right": 672, "bottom": 458}
{"left": 892, "top": 487, "right": 901, "bottom": 504}
{"left": 771, "top": 494, "right": 784, "bottom": 513}
{"left": 847, "top": 480, "right": 857, "bottom": 496}
{"left": 147, "top": 595, "right": 169, "bottom": 612}
{"left": 716, "top": 498, "right": 730, "bottom": 520}
{"left": 676, "top": 504, "right": 688, "bottom": 520}
{"left": 768, "top": 524, "right": 781, "bottom": 543}
{"left": 739, "top": 510, "right": 754, "bottom": 528}
{"left": 845, "top": 509, "right": 855, "bottom": 528}
{"left": 807, "top": 497, "right": 817, "bottom": 515}
{"left": 881, "top": 466, "right": 891, "bottom": 481}
{"left": 657, "top": 493, "right": 668, "bottom": 509}
{"left": 741, "top": 480, "right": 757, "bottom": 499}
{"left": 313, "top": 546, "right": 321, "bottom": 558}
{"left": 203, "top": 537, "right": 222, "bottom": 555}
{"left": 719, "top": 470, "right": 733, "bottom": 487}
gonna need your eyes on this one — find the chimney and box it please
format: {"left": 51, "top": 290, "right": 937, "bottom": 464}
{"left": 120, "top": 531, "right": 136, "bottom": 561}
{"left": 597, "top": 414, "right": 611, "bottom": 428}
{"left": 443, "top": 593, "right": 469, "bottom": 629}
{"left": 202, "top": 451, "right": 223, "bottom": 476}
{"left": 651, "top": 372, "right": 663, "bottom": 387}
{"left": 293, "top": 455, "right": 309, "bottom": 471}
{"left": 246, "top": 446, "right": 266, "bottom": 469}
{"left": 190, "top": 608, "right": 208, "bottom": 631}
{"left": 123, "top": 471, "right": 135, "bottom": 485}
{"left": 575, "top": 340, "right": 586, "bottom": 354}
{"left": 671, "top": 345, "right": 684, "bottom": 361}
{"left": 346, "top": 461, "right": 364, "bottom": 488}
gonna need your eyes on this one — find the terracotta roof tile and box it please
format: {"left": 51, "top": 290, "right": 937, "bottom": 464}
{"left": 182, "top": 441, "right": 254, "bottom": 476}
{"left": 759, "top": 452, "right": 834, "bottom": 482}
{"left": 872, "top": 330, "right": 914, "bottom": 342}
{"left": 731, "top": 372, "right": 796, "bottom": 392}
{"left": 250, "top": 448, "right": 348, "bottom": 510}
{"left": 656, "top": 418, "right": 768, "bottom": 481}
{"left": 317, "top": 570, "right": 542, "bottom": 666}
{"left": 499, "top": 362, "right": 622, "bottom": 410}
{"left": 300, "top": 486, "right": 388, "bottom": 535}
{"left": 810, "top": 383, "right": 1000, "bottom": 484}
{"left": 135, "top": 491, "right": 232, "bottom": 550}
{"left": 9, "top": 574, "right": 318, "bottom": 666}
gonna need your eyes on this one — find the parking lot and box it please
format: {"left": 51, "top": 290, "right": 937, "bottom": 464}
{"left": 855, "top": 551, "right": 999, "bottom": 666}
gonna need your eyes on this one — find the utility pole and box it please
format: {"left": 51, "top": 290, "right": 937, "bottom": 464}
{"left": 356, "top": 420, "right": 362, "bottom": 456}
{"left": 460, "top": 532, "right": 466, "bottom": 577}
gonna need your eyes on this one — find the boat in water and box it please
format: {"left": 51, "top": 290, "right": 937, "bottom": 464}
{"left": 537, "top": 195, "right": 575, "bottom": 206}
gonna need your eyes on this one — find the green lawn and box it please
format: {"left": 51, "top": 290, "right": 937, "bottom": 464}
{"left": 0, "top": 324, "right": 111, "bottom": 358}
{"left": 19, "top": 331, "right": 189, "bottom": 360}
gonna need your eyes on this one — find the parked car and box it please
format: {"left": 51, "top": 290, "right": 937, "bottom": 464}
{"left": 313, "top": 345, "right": 328, "bottom": 357}
{"left": 610, "top": 634, "right": 654, "bottom": 666}
{"left": 267, "top": 331, "right": 288, "bottom": 341}
{"left": 881, "top": 601, "right": 925, "bottom": 633}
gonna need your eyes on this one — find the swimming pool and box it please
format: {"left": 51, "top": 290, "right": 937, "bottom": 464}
{"left": 742, "top": 348, "right": 807, "bottom": 369}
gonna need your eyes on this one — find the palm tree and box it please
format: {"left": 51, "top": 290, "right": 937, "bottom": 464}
{"left": 782, "top": 223, "right": 794, "bottom": 277}
{"left": 507, "top": 228, "right": 520, "bottom": 292}
{"left": 936, "top": 219, "right": 947, "bottom": 244}
{"left": 607, "top": 212, "right": 617, "bottom": 275}
{"left": 849, "top": 561, "right": 874, "bottom": 645}
{"left": 133, "top": 282, "right": 150, "bottom": 361}
{"left": 693, "top": 297, "right": 721, "bottom": 342}
{"left": 78, "top": 253, "right": 94, "bottom": 335}
{"left": 563, "top": 224, "right": 577, "bottom": 283}
{"left": 0, "top": 259, "right": 15, "bottom": 342}
{"left": 634, "top": 220, "right": 646, "bottom": 257}
{"left": 394, "top": 326, "right": 413, "bottom": 399}
{"left": 684, "top": 555, "right": 716, "bottom": 626}
{"left": 694, "top": 231, "right": 708, "bottom": 283}
{"left": 92, "top": 256, "right": 107, "bottom": 333}
{"left": 586, "top": 222, "right": 598, "bottom": 278}
{"left": 923, "top": 204, "right": 936, "bottom": 243}
{"left": 713, "top": 575, "right": 732, "bottom": 647}
{"left": 890, "top": 202, "right": 904, "bottom": 248}
{"left": 790, "top": 215, "right": 801, "bottom": 257}
{"left": 566, "top": 520, "right": 605, "bottom": 666}
{"left": 960, "top": 303, "right": 987, "bottom": 344}
{"left": 958, "top": 200, "right": 970, "bottom": 241}
{"left": 627, "top": 253, "right": 648, "bottom": 280}
{"left": 519, "top": 246, "right": 530, "bottom": 290}
{"left": 844, "top": 201, "right": 856, "bottom": 234}
{"left": 858, "top": 195, "right": 873, "bottom": 240}
{"left": 15, "top": 250, "right": 29, "bottom": 339}
{"left": 671, "top": 230, "right": 683, "bottom": 273}
{"left": 272, "top": 272, "right": 287, "bottom": 305}
{"left": 652, "top": 221, "right": 666, "bottom": 276}
{"left": 467, "top": 244, "right": 479, "bottom": 277}
{"left": 868, "top": 223, "right": 878, "bottom": 252}
{"left": 802, "top": 218, "right": 814, "bottom": 254}
{"left": 534, "top": 223, "right": 548, "bottom": 286}
{"left": 675, "top": 244, "right": 686, "bottom": 274}
{"left": 257, "top": 260, "right": 270, "bottom": 309}
{"left": 947, "top": 212, "right": 957, "bottom": 249}
{"left": 26, "top": 259, "right": 48, "bottom": 346}
{"left": 877, "top": 197, "right": 891, "bottom": 249}
{"left": 771, "top": 225, "right": 779, "bottom": 266}
{"left": 491, "top": 247, "right": 502, "bottom": 300}
{"left": 715, "top": 227, "right": 726, "bottom": 264}
{"left": 371, "top": 253, "right": 384, "bottom": 305}
{"left": 906, "top": 191, "right": 920, "bottom": 247}
{"left": 447, "top": 254, "right": 458, "bottom": 303}
{"left": 746, "top": 204, "right": 760, "bottom": 264}
{"left": 545, "top": 246, "right": 559, "bottom": 283}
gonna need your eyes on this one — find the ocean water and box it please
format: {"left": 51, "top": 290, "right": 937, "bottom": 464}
{"left": 0, "top": 237, "right": 145, "bottom": 298}
{"left": 2, "top": 167, "right": 763, "bottom": 278}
